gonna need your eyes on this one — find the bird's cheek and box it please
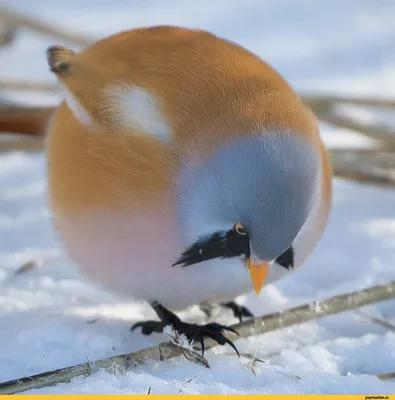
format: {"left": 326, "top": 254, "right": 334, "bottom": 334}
{"left": 247, "top": 259, "right": 270, "bottom": 295}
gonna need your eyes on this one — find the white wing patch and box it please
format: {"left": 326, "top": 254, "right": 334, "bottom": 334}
{"left": 101, "top": 83, "right": 171, "bottom": 142}
{"left": 61, "top": 84, "right": 93, "bottom": 126}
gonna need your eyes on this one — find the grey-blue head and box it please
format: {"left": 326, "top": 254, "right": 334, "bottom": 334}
{"left": 174, "top": 131, "right": 320, "bottom": 293}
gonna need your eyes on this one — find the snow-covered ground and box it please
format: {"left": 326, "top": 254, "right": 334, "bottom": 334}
{"left": 1, "top": 0, "right": 395, "bottom": 394}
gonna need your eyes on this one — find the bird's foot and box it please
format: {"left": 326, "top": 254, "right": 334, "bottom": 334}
{"left": 221, "top": 301, "right": 254, "bottom": 322}
{"left": 199, "top": 301, "right": 254, "bottom": 322}
{"left": 131, "top": 320, "right": 165, "bottom": 335}
{"left": 131, "top": 302, "right": 240, "bottom": 356}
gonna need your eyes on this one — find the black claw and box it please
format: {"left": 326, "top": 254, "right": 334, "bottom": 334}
{"left": 131, "top": 320, "right": 164, "bottom": 335}
{"left": 133, "top": 303, "right": 240, "bottom": 356}
{"left": 219, "top": 335, "right": 240, "bottom": 357}
{"left": 221, "top": 301, "right": 254, "bottom": 322}
{"left": 188, "top": 323, "right": 239, "bottom": 355}
{"left": 222, "top": 325, "right": 240, "bottom": 336}
{"left": 204, "top": 322, "right": 240, "bottom": 336}
{"left": 203, "top": 329, "right": 239, "bottom": 357}
{"left": 199, "top": 335, "right": 205, "bottom": 357}
{"left": 239, "top": 306, "right": 254, "bottom": 318}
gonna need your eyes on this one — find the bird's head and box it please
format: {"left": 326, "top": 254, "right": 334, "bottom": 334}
{"left": 173, "top": 131, "right": 320, "bottom": 295}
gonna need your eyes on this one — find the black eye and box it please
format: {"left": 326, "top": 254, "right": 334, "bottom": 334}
{"left": 234, "top": 223, "right": 247, "bottom": 236}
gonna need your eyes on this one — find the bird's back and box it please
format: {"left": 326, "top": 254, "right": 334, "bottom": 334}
{"left": 47, "top": 25, "right": 323, "bottom": 214}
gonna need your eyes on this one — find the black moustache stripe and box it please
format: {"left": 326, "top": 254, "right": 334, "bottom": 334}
{"left": 172, "top": 228, "right": 250, "bottom": 268}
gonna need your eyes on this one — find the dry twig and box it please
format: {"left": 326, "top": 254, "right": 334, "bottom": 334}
{"left": 0, "top": 135, "right": 44, "bottom": 152}
{"left": 302, "top": 94, "right": 395, "bottom": 110}
{"left": 12, "top": 254, "right": 66, "bottom": 277}
{"left": 0, "top": 8, "right": 92, "bottom": 47}
{"left": 0, "top": 105, "right": 53, "bottom": 135}
{"left": 355, "top": 310, "right": 395, "bottom": 333}
{"left": 377, "top": 372, "right": 395, "bottom": 381}
{"left": 331, "top": 149, "right": 395, "bottom": 188}
{"left": 316, "top": 111, "right": 395, "bottom": 149}
{"left": 0, "top": 79, "right": 59, "bottom": 93}
{"left": 0, "top": 281, "right": 394, "bottom": 394}
{"left": 0, "top": 22, "right": 16, "bottom": 49}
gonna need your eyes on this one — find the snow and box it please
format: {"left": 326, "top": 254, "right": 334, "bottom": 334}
{"left": 1, "top": 0, "right": 395, "bottom": 394}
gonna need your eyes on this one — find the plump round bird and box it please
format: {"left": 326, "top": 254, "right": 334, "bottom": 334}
{"left": 45, "top": 25, "right": 332, "bottom": 353}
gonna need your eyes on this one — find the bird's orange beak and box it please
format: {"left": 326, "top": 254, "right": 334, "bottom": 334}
{"left": 247, "top": 259, "right": 270, "bottom": 295}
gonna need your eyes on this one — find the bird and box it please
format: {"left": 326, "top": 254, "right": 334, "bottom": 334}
{"left": 43, "top": 25, "right": 332, "bottom": 354}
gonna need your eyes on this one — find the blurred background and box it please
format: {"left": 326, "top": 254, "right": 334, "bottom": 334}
{"left": 0, "top": 0, "right": 395, "bottom": 394}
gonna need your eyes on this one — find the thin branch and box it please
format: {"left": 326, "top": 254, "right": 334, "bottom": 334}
{"left": 317, "top": 111, "right": 395, "bottom": 149}
{"left": 302, "top": 94, "right": 395, "bottom": 109}
{"left": 302, "top": 98, "right": 333, "bottom": 116}
{"left": 331, "top": 149, "right": 395, "bottom": 188}
{"left": 0, "top": 281, "right": 394, "bottom": 395}
{"left": 355, "top": 310, "right": 395, "bottom": 333}
{"left": 0, "top": 22, "right": 16, "bottom": 49}
{"left": 0, "top": 79, "right": 59, "bottom": 93}
{"left": 0, "top": 8, "right": 93, "bottom": 47}
{"left": 0, "top": 105, "right": 53, "bottom": 135}
{"left": 12, "top": 254, "right": 66, "bottom": 277}
{"left": 330, "top": 147, "right": 395, "bottom": 157}
{"left": 377, "top": 372, "right": 395, "bottom": 381}
{"left": 0, "top": 135, "right": 44, "bottom": 152}
{"left": 333, "top": 168, "right": 395, "bottom": 188}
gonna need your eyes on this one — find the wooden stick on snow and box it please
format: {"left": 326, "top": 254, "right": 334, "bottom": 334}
{"left": 0, "top": 280, "right": 394, "bottom": 395}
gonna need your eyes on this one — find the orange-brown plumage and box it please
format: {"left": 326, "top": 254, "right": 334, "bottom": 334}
{"left": 45, "top": 25, "right": 332, "bottom": 324}
{"left": 47, "top": 26, "right": 327, "bottom": 214}
{"left": 47, "top": 104, "right": 171, "bottom": 213}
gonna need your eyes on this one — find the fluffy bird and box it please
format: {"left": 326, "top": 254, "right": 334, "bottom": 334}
{"left": 44, "top": 26, "right": 332, "bottom": 353}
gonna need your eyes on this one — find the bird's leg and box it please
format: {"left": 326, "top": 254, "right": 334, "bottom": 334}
{"left": 131, "top": 301, "right": 240, "bottom": 356}
{"left": 220, "top": 301, "right": 254, "bottom": 323}
{"left": 198, "top": 301, "right": 254, "bottom": 323}
{"left": 198, "top": 302, "right": 217, "bottom": 319}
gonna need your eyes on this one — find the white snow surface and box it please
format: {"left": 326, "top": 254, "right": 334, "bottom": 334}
{"left": 1, "top": 0, "right": 395, "bottom": 394}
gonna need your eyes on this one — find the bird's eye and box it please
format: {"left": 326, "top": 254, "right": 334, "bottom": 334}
{"left": 234, "top": 223, "right": 247, "bottom": 236}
